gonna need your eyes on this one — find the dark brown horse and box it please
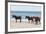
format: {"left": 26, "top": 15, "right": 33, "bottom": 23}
{"left": 25, "top": 16, "right": 33, "bottom": 23}
{"left": 12, "top": 15, "right": 21, "bottom": 22}
{"left": 31, "top": 16, "right": 40, "bottom": 24}
{"left": 25, "top": 16, "right": 40, "bottom": 24}
{"left": 34, "top": 17, "right": 40, "bottom": 24}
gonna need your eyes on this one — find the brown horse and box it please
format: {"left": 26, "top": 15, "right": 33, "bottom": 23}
{"left": 34, "top": 17, "right": 40, "bottom": 24}
{"left": 25, "top": 16, "right": 33, "bottom": 23}
{"left": 32, "top": 16, "right": 40, "bottom": 24}
{"left": 25, "top": 16, "right": 40, "bottom": 24}
{"left": 12, "top": 15, "right": 21, "bottom": 22}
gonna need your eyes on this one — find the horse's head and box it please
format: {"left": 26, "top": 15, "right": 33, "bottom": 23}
{"left": 25, "top": 16, "right": 29, "bottom": 19}
{"left": 12, "top": 15, "right": 16, "bottom": 18}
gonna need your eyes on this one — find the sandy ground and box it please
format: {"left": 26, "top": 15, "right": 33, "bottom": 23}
{"left": 10, "top": 20, "right": 41, "bottom": 29}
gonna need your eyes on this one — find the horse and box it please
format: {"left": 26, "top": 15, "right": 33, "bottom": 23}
{"left": 34, "top": 17, "right": 40, "bottom": 24}
{"left": 12, "top": 15, "right": 21, "bottom": 22}
{"left": 25, "top": 16, "right": 33, "bottom": 23}
{"left": 25, "top": 16, "right": 40, "bottom": 24}
{"left": 32, "top": 16, "right": 40, "bottom": 24}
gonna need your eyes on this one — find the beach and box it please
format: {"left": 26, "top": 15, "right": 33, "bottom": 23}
{"left": 10, "top": 19, "right": 41, "bottom": 29}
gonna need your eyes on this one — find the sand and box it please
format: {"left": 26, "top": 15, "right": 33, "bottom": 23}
{"left": 10, "top": 20, "right": 41, "bottom": 29}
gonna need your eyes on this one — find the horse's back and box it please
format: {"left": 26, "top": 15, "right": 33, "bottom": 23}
{"left": 16, "top": 16, "right": 21, "bottom": 19}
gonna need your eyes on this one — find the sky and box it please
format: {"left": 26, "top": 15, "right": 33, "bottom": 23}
{"left": 10, "top": 5, "right": 41, "bottom": 19}
{"left": 10, "top": 5, "right": 41, "bottom": 11}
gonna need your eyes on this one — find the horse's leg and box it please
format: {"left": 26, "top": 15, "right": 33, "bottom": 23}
{"left": 36, "top": 21, "right": 38, "bottom": 24}
{"left": 38, "top": 20, "right": 40, "bottom": 24}
{"left": 16, "top": 19, "right": 17, "bottom": 23}
{"left": 31, "top": 20, "right": 33, "bottom": 23}
{"left": 29, "top": 20, "right": 30, "bottom": 23}
{"left": 20, "top": 19, "right": 21, "bottom": 23}
{"left": 39, "top": 20, "right": 40, "bottom": 24}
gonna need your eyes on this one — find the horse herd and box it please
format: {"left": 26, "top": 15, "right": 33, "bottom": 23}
{"left": 12, "top": 15, "right": 40, "bottom": 24}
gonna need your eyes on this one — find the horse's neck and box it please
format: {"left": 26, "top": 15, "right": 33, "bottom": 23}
{"left": 15, "top": 16, "right": 17, "bottom": 17}
{"left": 26, "top": 17, "right": 29, "bottom": 19}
